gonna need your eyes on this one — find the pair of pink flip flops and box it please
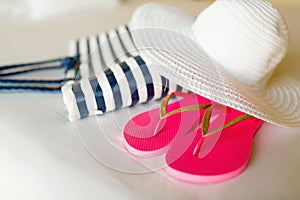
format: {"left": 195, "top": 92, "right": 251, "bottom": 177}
{"left": 123, "top": 92, "right": 263, "bottom": 184}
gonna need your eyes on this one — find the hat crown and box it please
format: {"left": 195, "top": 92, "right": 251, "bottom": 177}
{"left": 192, "top": 0, "right": 289, "bottom": 87}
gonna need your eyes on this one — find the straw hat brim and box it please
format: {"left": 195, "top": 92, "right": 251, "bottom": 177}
{"left": 130, "top": 3, "right": 300, "bottom": 127}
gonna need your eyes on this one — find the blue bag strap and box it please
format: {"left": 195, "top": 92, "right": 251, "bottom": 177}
{"left": 0, "top": 56, "right": 80, "bottom": 92}
{"left": 0, "top": 56, "right": 79, "bottom": 77}
{"left": 0, "top": 85, "right": 62, "bottom": 92}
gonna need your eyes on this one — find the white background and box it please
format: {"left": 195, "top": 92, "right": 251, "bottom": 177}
{"left": 0, "top": 0, "right": 300, "bottom": 199}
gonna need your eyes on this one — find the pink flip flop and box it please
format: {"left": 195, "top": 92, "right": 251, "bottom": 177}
{"left": 164, "top": 104, "right": 263, "bottom": 183}
{"left": 123, "top": 92, "right": 212, "bottom": 157}
{"left": 123, "top": 92, "right": 263, "bottom": 183}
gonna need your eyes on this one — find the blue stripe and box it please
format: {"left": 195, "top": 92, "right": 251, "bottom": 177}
{"left": 125, "top": 25, "right": 134, "bottom": 45}
{"left": 74, "top": 40, "right": 81, "bottom": 80}
{"left": 176, "top": 85, "right": 183, "bottom": 92}
{"left": 96, "top": 35, "right": 107, "bottom": 70}
{"left": 86, "top": 38, "right": 95, "bottom": 76}
{"left": 119, "top": 62, "right": 139, "bottom": 106}
{"left": 115, "top": 28, "right": 132, "bottom": 57}
{"left": 115, "top": 27, "right": 139, "bottom": 106}
{"left": 106, "top": 33, "right": 121, "bottom": 64}
{"left": 105, "top": 69, "right": 123, "bottom": 109}
{"left": 160, "top": 76, "right": 169, "bottom": 99}
{"left": 72, "top": 83, "right": 89, "bottom": 118}
{"left": 134, "top": 56, "right": 154, "bottom": 101}
{"left": 90, "top": 77, "right": 106, "bottom": 112}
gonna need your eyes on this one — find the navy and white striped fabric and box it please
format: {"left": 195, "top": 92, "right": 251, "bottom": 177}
{"left": 62, "top": 25, "right": 187, "bottom": 121}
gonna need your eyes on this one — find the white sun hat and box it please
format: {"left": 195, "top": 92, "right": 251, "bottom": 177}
{"left": 129, "top": 0, "right": 300, "bottom": 127}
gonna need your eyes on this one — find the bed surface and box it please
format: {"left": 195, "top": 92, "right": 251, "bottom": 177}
{"left": 1, "top": 1, "right": 300, "bottom": 199}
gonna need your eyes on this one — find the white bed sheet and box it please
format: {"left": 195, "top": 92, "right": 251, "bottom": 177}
{"left": 1, "top": 1, "right": 300, "bottom": 199}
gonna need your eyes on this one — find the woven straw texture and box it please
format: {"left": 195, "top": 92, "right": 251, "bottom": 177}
{"left": 130, "top": 0, "right": 300, "bottom": 127}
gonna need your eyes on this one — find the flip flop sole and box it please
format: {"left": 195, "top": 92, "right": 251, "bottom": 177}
{"left": 164, "top": 109, "right": 263, "bottom": 183}
{"left": 123, "top": 94, "right": 211, "bottom": 157}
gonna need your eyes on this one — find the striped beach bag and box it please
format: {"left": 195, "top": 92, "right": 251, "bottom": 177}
{"left": 0, "top": 25, "right": 187, "bottom": 120}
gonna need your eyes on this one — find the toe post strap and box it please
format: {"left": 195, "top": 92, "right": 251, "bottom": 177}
{"left": 154, "top": 92, "right": 254, "bottom": 137}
